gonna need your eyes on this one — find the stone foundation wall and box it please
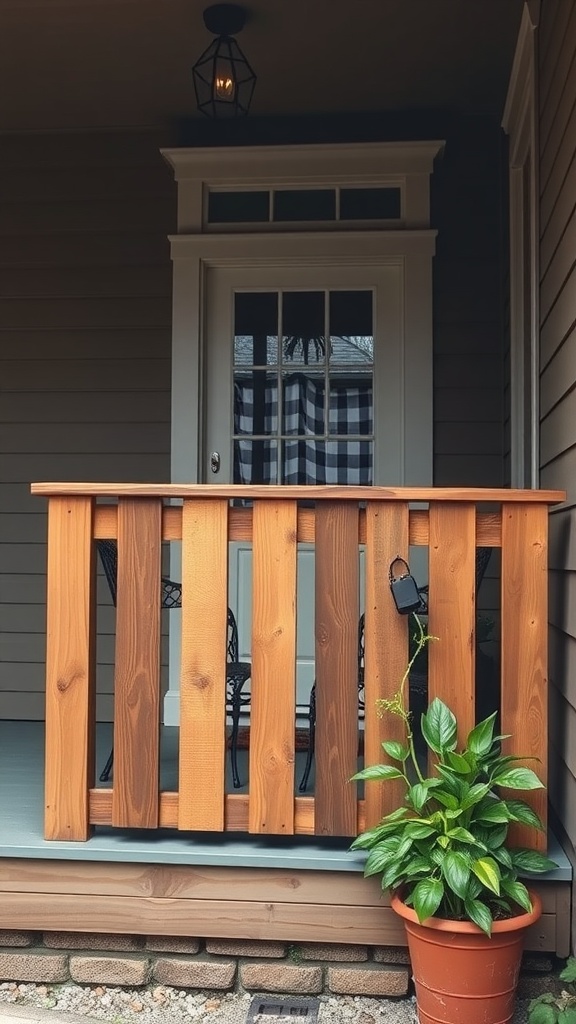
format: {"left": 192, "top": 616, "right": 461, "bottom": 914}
{"left": 0, "top": 931, "right": 556, "bottom": 999}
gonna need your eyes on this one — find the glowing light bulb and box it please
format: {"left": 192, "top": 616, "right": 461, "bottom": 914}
{"left": 215, "top": 74, "right": 235, "bottom": 99}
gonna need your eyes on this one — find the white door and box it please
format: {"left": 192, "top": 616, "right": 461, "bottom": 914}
{"left": 204, "top": 264, "right": 404, "bottom": 710}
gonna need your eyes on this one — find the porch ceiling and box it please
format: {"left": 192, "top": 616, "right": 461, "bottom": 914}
{"left": 0, "top": 0, "right": 523, "bottom": 133}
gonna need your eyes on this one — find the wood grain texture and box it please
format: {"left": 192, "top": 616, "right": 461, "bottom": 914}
{"left": 501, "top": 503, "right": 549, "bottom": 849}
{"left": 427, "top": 503, "right": 476, "bottom": 745}
{"left": 112, "top": 499, "right": 162, "bottom": 829}
{"left": 31, "top": 483, "right": 567, "bottom": 504}
{"left": 44, "top": 497, "right": 96, "bottom": 841}
{"left": 0, "top": 891, "right": 560, "bottom": 950}
{"left": 363, "top": 503, "right": 409, "bottom": 828}
{"left": 314, "top": 503, "right": 360, "bottom": 837}
{"left": 179, "top": 499, "right": 228, "bottom": 831}
{"left": 249, "top": 501, "right": 298, "bottom": 834}
{"left": 93, "top": 504, "right": 505, "bottom": 549}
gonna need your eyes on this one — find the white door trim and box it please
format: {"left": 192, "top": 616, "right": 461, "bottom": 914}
{"left": 165, "top": 230, "right": 435, "bottom": 724}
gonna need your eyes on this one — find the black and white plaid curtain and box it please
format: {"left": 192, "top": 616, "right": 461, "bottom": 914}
{"left": 234, "top": 373, "right": 372, "bottom": 485}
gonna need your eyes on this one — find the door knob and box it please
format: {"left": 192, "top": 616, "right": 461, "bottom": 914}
{"left": 210, "top": 451, "right": 220, "bottom": 474}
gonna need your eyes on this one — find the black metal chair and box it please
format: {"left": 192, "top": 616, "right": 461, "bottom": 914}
{"left": 298, "top": 546, "right": 493, "bottom": 792}
{"left": 96, "top": 539, "right": 252, "bottom": 789}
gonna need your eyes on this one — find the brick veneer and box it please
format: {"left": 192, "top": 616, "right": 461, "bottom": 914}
{"left": 0, "top": 931, "right": 555, "bottom": 997}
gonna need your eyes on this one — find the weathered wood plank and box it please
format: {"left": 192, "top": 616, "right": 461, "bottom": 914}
{"left": 179, "top": 499, "right": 228, "bottom": 831}
{"left": 501, "top": 503, "right": 549, "bottom": 849}
{"left": 93, "top": 505, "right": 505, "bottom": 549}
{"left": 249, "top": 501, "right": 298, "bottom": 834}
{"left": 31, "top": 483, "right": 566, "bottom": 504}
{"left": 0, "top": 893, "right": 559, "bottom": 950}
{"left": 363, "top": 503, "right": 409, "bottom": 828}
{"left": 314, "top": 503, "right": 360, "bottom": 837}
{"left": 428, "top": 503, "right": 476, "bottom": 744}
{"left": 112, "top": 499, "right": 162, "bottom": 829}
{"left": 44, "top": 497, "right": 96, "bottom": 841}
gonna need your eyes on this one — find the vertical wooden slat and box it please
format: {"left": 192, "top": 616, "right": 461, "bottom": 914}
{"left": 45, "top": 497, "right": 96, "bottom": 841}
{"left": 249, "top": 500, "right": 298, "bottom": 834}
{"left": 428, "top": 503, "right": 476, "bottom": 745}
{"left": 112, "top": 499, "right": 162, "bottom": 828}
{"left": 179, "top": 498, "right": 229, "bottom": 831}
{"left": 315, "top": 502, "right": 359, "bottom": 836}
{"left": 363, "top": 503, "right": 410, "bottom": 829}
{"left": 501, "top": 503, "right": 548, "bottom": 850}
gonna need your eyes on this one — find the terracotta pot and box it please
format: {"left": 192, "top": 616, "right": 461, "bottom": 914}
{"left": 391, "top": 889, "right": 542, "bottom": 1024}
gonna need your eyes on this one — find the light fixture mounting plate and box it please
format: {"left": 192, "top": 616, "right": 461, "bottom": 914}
{"left": 202, "top": 3, "right": 247, "bottom": 36}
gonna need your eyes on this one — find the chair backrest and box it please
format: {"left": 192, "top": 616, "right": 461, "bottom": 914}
{"left": 95, "top": 539, "right": 239, "bottom": 662}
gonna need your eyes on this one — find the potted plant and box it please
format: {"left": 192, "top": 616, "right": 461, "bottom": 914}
{"left": 351, "top": 616, "right": 556, "bottom": 1024}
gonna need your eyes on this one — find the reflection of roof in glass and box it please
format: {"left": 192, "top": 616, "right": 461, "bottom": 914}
{"left": 233, "top": 335, "right": 373, "bottom": 365}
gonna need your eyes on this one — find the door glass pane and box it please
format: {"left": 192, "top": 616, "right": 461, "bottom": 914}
{"left": 282, "top": 291, "right": 326, "bottom": 366}
{"left": 232, "top": 287, "right": 373, "bottom": 486}
{"left": 283, "top": 440, "right": 373, "bottom": 484}
{"left": 234, "top": 439, "right": 278, "bottom": 485}
{"left": 234, "top": 371, "right": 278, "bottom": 435}
{"left": 234, "top": 292, "right": 278, "bottom": 365}
{"left": 282, "top": 371, "right": 325, "bottom": 435}
{"left": 273, "top": 189, "right": 336, "bottom": 222}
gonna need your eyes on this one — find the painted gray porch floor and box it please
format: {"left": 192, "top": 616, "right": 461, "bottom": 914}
{"left": 0, "top": 722, "right": 570, "bottom": 881}
{"left": 0, "top": 721, "right": 366, "bottom": 870}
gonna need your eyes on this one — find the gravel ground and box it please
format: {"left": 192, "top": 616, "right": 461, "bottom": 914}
{"left": 0, "top": 981, "right": 535, "bottom": 1024}
{"left": 0, "top": 983, "right": 421, "bottom": 1024}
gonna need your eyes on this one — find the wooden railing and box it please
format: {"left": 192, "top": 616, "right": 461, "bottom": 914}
{"left": 30, "top": 484, "right": 564, "bottom": 846}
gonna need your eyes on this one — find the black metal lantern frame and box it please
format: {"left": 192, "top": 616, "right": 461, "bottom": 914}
{"left": 193, "top": 4, "right": 257, "bottom": 118}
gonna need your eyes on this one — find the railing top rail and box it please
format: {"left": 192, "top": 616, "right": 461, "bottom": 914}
{"left": 31, "top": 482, "right": 566, "bottom": 505}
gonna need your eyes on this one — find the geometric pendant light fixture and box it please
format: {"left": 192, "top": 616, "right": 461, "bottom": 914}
{"left": 192, "top": 3, "right": 257, "bottom": 118}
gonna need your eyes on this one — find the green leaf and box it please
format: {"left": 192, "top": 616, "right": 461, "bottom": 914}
{"left": 421, "top": 699, "right": 457, "bottom": 754}
{"left": 501, "top": 879, "right": 532, "bottom": 913}
{"left": 460, "top": 783, "right": 491, "bottom": 809}
{"left": 412, "top": 877, "right": 444, "bottom": 922}
{"left": 445, "top": 751, "right": 472, "bottom": 774}
{"left": 493, "top": 767, "right": 545, "bottom": 790}
{"left": 381, "top": 740, "right": 409, "bottom": 762}
{"left": 350, "top": 822, "right": 404, "bottom": 850}
{"left": 558, "top": 1010, "right": 576, "bottom": 1024}
{"left": 528, "top": 1003, "right": 557, "bottom": 1024}
{"left": 351, "top": 764, "right": 405, "bottom": 782}
{"left": 464, "top": 897, "right": 493, "bottom": 936}
{"left": 404, "top": 856, "right": 433, "bottom": 876}
{"left": 560, "top": 958, "right": 576, "bottom": 984}
{"left": 492, "top": 846, "right": 513, "bottom": 869}
{"left": 511, "top": 849, "right": 558, "bottom": 874}
{"left": 476, "top": 800, "right": 511, "bottom": 823}
{"left": 479, "top": 823, "right": 509, "bottom": 850}
{"left": 466, "top": 711, "right": 498, "bottom": 756}
{"left": 405, "top": 821, "right": 437, "bottom": 839}
{"left": 408, "top": 784, "right": 431, "bottom": 813}
{"left": 364, "top": 846, "right": 400, "bottom": 877}
{"left": 431, "top": 789, "right": 459, "bottom": 811}
{"left": 471, "top": 857, "right": 501, "bottom": 895}
{"left": 445, "top": 827, "right": 478, "bottom": 844}
{"left": 504, "top": 800, "right": 546, "bottom": 830}
{"left": 442, "top": 851, "right": 471, "bottom": 899}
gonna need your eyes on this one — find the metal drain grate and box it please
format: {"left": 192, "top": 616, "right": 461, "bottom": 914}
{"left": 246, "top": 995, "right": 320, "bottom": 1021}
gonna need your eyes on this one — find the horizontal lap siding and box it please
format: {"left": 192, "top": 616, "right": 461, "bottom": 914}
{"left": 538, "top": 0, "right": 576, "bottom": 877}
{"left": 0, "top": 128, "right": 176, "bottom": 720}
{"left": 432, "top": 117, "right": 504, "bottom": 491}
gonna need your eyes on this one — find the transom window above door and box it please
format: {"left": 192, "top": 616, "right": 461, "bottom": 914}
{"left": 233, "top": 289, "right": 374, "bottom": 485}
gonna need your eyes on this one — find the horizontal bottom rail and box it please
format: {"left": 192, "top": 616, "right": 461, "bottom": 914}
{"left": 89, "top": 790, "right": 369, "bottom": 836}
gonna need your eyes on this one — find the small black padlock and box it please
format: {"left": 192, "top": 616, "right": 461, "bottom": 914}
{"left": 389, "top": 556, "right": 423, "bottom": 615}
